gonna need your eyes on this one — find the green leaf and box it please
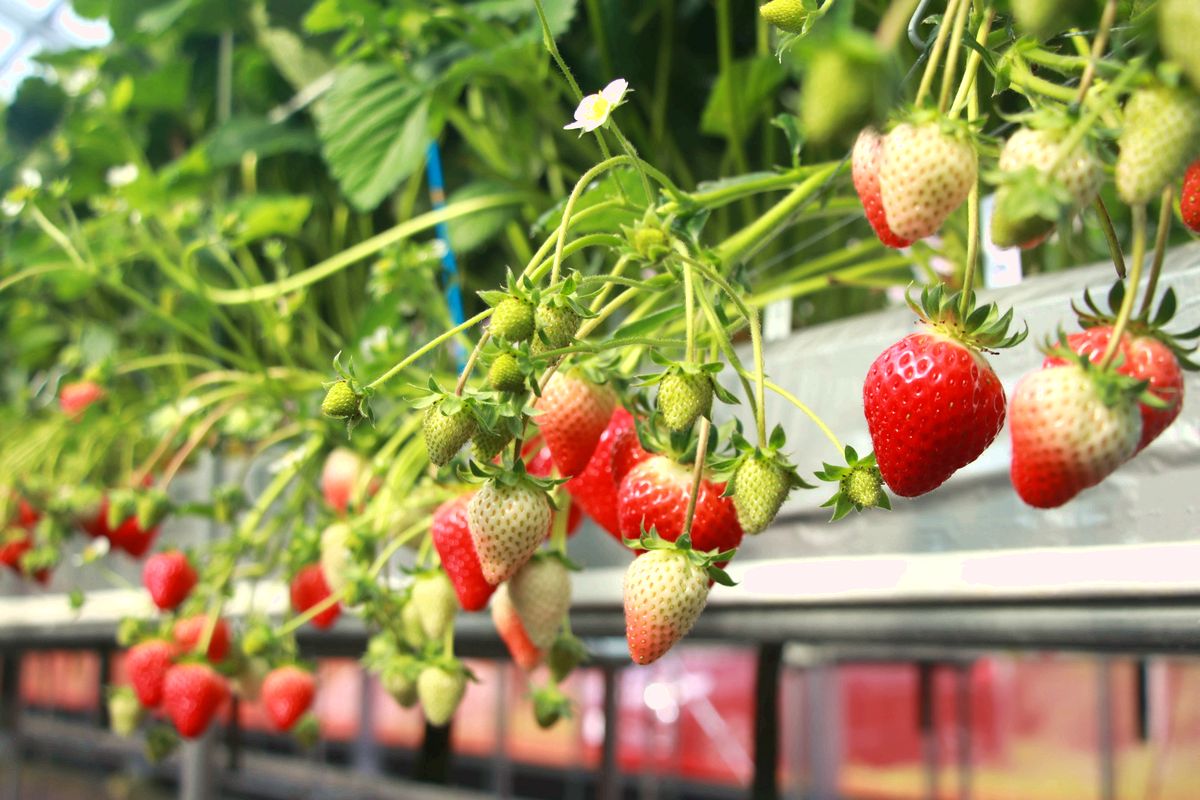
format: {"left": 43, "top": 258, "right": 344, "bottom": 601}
{"left": 771, "top": 114, "right": 805, "bottom": 167}
{"left": 201, "top": 116, "right": 318, "bottom": 171}
{"left": 447, "top": 181, "right": 518, "bottom": 253}
{"left": 700, "top": 57, "right": 787, "bottom": 141}
{"left": 251, "top": 5, "right": 333, "bottom": 90}
{"left": 315, "top": 64, "right": 439, "bottom": 211}
{"left": 226, "top": 195, "right": 313, "bottom": 244}
{"left": 132, "top": 60, "right": 190, "bottom": 112}
{"left": 473, "top": 0, "right": 579, "bottom": 36}
{"left": 613, "top": 305, "right": 684, "bottom": 341}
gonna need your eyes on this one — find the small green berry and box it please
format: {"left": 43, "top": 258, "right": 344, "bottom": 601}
{"left": 321, "top": 380, "right": 361, "bottom": 419}
{"left": 491, "top": 296, "right": 536, "bottom": 342}
{"left": 657, "top": 370, "right": 713, "bottom": 432}
{"left": 843, "top": 465, "right": 884, "bottom": 509}
{"left": 733, "top": 455, "right": 790, "bottom": 535}
{"left": 422, "top": 401, "right": 476, "bottom": 466}
{"left": 487, "top": 353, "right": 525, "bottom": 393}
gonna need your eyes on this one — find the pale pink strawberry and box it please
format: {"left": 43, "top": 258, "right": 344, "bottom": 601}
{"left": 852, "top": 128, "right": 913, "bottom": 249}
{"left": 467, "top": 477, "right": 552, "bottom": 585}
{"left": 508, "top": 555, "right": 571, "bottom": 650}
{"left": 623, "top": 548, "right": 710, "bottom": 665}
{"left": 879, "top": 122, "right": 977, "bottom": 241}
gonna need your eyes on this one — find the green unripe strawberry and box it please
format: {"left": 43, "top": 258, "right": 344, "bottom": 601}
{"left": 759, "top": 0, "right": 810, "bottom": 33}
{"left": 1160, "top": 0, "right": 1200, "bottom": 92}
{"left": 843, "top": 464, "right": 885, "bottom": 508}
{"left": 632, "top": 226, "right": 670, "bottom": 261}
{"left": 108, "top": 687, "right": 142, "bottom": 737}
{"left": 491, "top": 296, "right": 535, "bottom": 343}
{"left": 418, "top": 664, "right": 467, "bottom": 727}
{"left": 321, "top": 380, "right": 360, "bottom": 419}
{"left": 800, "top": 36, "right": 891, "bottom": 148}
{"left": 1116, "top": 84, "right": 1200, "bottom": 205}
{"left": 532, "top": 684, "right": 571, "bottom": 729}
{"left": 472, "top": 426, "right": 513, "bottom": 461}
{"left": 423, "top": 400, "right": 476, "bottom": 466}
{"left": 411, "top": 571, "right": 457, "bottom": 641}
{"left": 533, "top": 302, "right": 580, "bottom": 354}
{"left": 487, "top": 353, "right": 525, "bottom": 393}
{"left": 381, "top": 664, "right": 418, "bottom": 708}
{"left": 547, "top": 634, "right": 588, "bottom": 683}
{"left": 732, "top": 454, "right": 790, "bottom": 535}
{"left": 401, "top": 599, "right": 427, "bottom": 650}
{"left": 657, "top": 370, "right": 713, "bottom": 432}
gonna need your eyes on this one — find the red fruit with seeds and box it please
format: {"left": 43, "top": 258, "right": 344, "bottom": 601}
{"left": 1044, "top": 327, "right": 1185, "bottom": 453}
{"left": 59, "top": 380, "right": 105, "bottom": 418}
{"left": 431, "top": 494, "right": 496, "bottom": 611}
{"left": 491, "top": 584, "right": 543, "bottom": 670}
{"left": 864, "top": 332, "right": 1006, "bottom": 496}
{"left": 0, "top": 532, "right": 32, "bottom": 572}
{"left": 126, "top": 640, "right": 175, "bottom": 708}
{"left": 1182, "top": 159, "right": 1200, "bottom": 233}
{"left": 143, "top": 551, "right": 198, "bottom": 611}
{"left": 567, "top": 407, "right": 636, "bottom": 538}
{"left": 14, "top": 498, "right": 40, "bottom": 528}
{"left": 610, "top": 420, "right": 653, "bottom": 485}
{"left": 110, "top": 517, "right": 160, "bottom": 558}
{"left": 173, "top": 615, "right": 231, "bottom": 663}
{"left": 162, "top": 662, "right": 228, "bottom": 739}
{"left": 261, "top": 665, "right": 316, "bottom": 732}
{"left": 290, "top": 564, "right": 341, "bottom": 629}
{"left": 534, "top": 370, "right": 615, "bottom": 478}
{"left": 852, "top": 128, "right": 913, "bottom": 249}
{"left": 616, "top": 456, "right": 743, "bottom": 556}
{"left": 321, "top": 448, "right": 373, "bottom": 513}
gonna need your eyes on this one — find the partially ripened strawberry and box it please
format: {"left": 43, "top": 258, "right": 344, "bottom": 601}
{"left": 617, "top": 455, "right": 743, "bottom": 556}
{"left": 319, "top": 522, "right": 353, "bottom": 594}
{"left": 1010, "top": 361, "right": 1143, "bottom": 508}
{"left": 261, "top": 665, "right": 316, "bottom": 732}
{"left": 417, "top": 663, "right": 467, "bottom": 727}
{"left": 162, "top": 662, "right": 228, "bottom": 739}
{"left": 1116, "top": 84, "right": 1200, "bottom": 206}
{"left": 290, "top": 563, "right": 341, "bottom": 630}
{"left": 864, "top": 286, "right": 1024, "bottom": 497}
{"left": 59, "top": 380, "right": 105, "bottom": 418}
{"left": 991, "top": 125, "right": 1103, "bottom": 249}
{"left": 656, "top": 368, "right": 713, "bottom": 432}
{"left": 423, "top": 399, "right": 477, "bottom": 466}
{"left": 411, "top": 571, "right": 458, "bottom": 640}
{"left": 173, "top": 615, "right": 231, "bottom": 663}
{"left": 623, "top": 534, "right": 732, "bottom": 665}
{"left": 431, "top": 494, "right": 496, "bottom": 611}
{"left": 879, "top": 119, "right": 977, "bottom": 241}
{"left": 1182, "top": 158, "right": 1200, "bottom": 233}
{"left": 535, "top": 370, "right": 615, "bottom": 478}
{"left": 126, "top": 639, "right": 176, "bottom": 708}
{"left": 1045, "top": 326, "right": 1185, "bottom": 453}
{"left": 525, "top": 444, "right": 582, "bottom": 534}
{"left": 321, "top": 448, "right": 366, "bottom": 513}
{"left": 508, "top": 554, "right": 571, "bottom": 650}
{"left": 852, "top": 128, "right": 913, "bottom": 249}
{"left": 468, "top": 475, "right": 553, "bottom": 585}
{"left": 610, "top": 420, "right": 653, "bottom": 485}
{"left": 566, "top": 407, "right": 637, "bottom": 538}
{"left": 143, "top": 551, "right": 197, "bottom": 611}
{"left": 491, "top": 584, "right": 543, "bottom": 670}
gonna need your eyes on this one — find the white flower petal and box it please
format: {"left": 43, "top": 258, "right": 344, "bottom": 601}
{"left": 600, "top": 78, "right": 629, "bottom": 106}
{"left": 19, "top": 169, "right": 42, "bottom": 190}
{"left": 106, "top": 163, "right": 139, "bottom": 188}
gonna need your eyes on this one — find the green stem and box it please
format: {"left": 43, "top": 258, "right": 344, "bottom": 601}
{"left": 683, "top": 260, "right": 696, "bottom": 362}
{"left": 937, "top": 0, "right": 972, "bottom": 115}
{"left": 915, "top": 0, "right": 961, "bottom": 108}
{"left": 366, "top": 309, "right": 492, "bottom": 390}
{"left": 762, "top": 378, "right": 843, "bottom": 453}
{"left": 959, "top": 79, "right": 981, "bottom": 319}
{"left": 1075, "top": 0, "right": 1118, "bottom": 105}
{"left": 550, "top": 156, "right": 632, "bottom": 283}
{"left": 1137, "top": 187, "right": 1174, "bottom": 321}
{"left": 1100, "top": 205, "right": 1147, "bottom": 369}
{"left": 749, "top": 307, "right": 768, "bottom": 448}
{"left": 949, "top": 7, "right": 994, "bottom": 116}
{"left": 680, "top": 417, "right": 711, "bottom": 538}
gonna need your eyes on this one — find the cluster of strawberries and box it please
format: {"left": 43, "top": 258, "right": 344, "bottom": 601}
{"left": 115, "top": 549, "right": 319, "bottom": 744}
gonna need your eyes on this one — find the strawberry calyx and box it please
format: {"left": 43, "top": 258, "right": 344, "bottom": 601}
{"left": 814, "top": 445, "right": 891, "bottom": 522}
{"left": 623, "top": 528, "right": 737, "bottom": 586}
{"left": 906, "top": 283, "right": 1028, "bottom": 351}
{"left": 1072, "top": 282, "right": 1200, "bottom": 371}
{"left": 1041, "top": 332, "right": 1162, "bottom": 409}
{"left": 891, "top": 106, "right": 982, "bottom": 142}
{"left": 709, "top": 423, "right": 813, "bottom": 492}
{"left": 532, "top": 682, "right": 573, "bottom": 728}
{"left": 459, "top": 456, "right": 565, "bottom": 499}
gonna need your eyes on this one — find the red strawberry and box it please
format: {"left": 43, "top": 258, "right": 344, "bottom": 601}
{"left": 126, "top": 640, "right": 175, "bottom": 708}
{"left": 161, "top": 662, "right": 228, "bottom": 739}
{"left": 110, "top": 517, "right": 160, "bottom": 558}
{"left": 173, "top": 615, "right": 232, "bottom": 663}
{"left": 1044, "top": 327, "right": 1184, "bottom": 453}
{"left": 610, "top": 419, "right": 653, "bottom": 484}
{"left": 879, "top": 120, "right": 978, "bottom": 241}
{"left": 491, "top": 584, "right": 543, "bottom": 670}
{"left": 864, "top": 332, "right": 1006, "bottom": 496}
{"left": 1182, "top": 158, "right": 1200, "bottom": 233}
{"left": 59, "top": 380, "right": 105, "bottom": 418}
{"left": 525, "top": 444, "right": 582, "bottom": 534}
{"left": 261, "top": 665, "right": 316, "bottom": 732}
{"left": 14, "top": 497, "right": 40, "bottom": 528}
{"left": 290, "top": 563, "right": 341, "bottom": 629}
{"left": 0, "top": 531, "right": 33, "bottom": 573}
{"left": 534, "top": 370, "right": 615, "bottom": 478}
{"left": 852, "top": 128, "right": 913, "bottom": 249}
{"left": 143, "top": 551, "right": 198, "bottom": 611}
{"left": 1010, "top": 362, "right": 1142, "bottom": 508}
{"left": 431, "top": 494, "right": 496, "bottom": 612}
{"left": 566, "top": 407, "right": 636, "bottom": 538}
{"left": 321, "top": 447, "right": 367, "bottom": 513}
{"left": 616, "top": 456, "right": 743, "bottom": 556}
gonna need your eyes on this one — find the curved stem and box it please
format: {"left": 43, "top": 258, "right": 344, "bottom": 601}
{"left": 366, "top": 309, "right": 492, "bottom": 390}
{"left": 158, "top": 398, "right": 240, "bottom": 488}
{"left": 762, "top": 378, "right": 844, "bottom": 454}
{"left": 454, "top": 331, "right": 490, "bottom": 396}
{"left": 680, "top": 417, "right": 711, "bottom": 538}
{"left": 1100, "top": 205, "right": 1147, "bottom": 369}
{"left": 915, "top": 0, "right": 961, "bottom": 108}
{"left": 1075, "top": 0, "right": 1118, "bottom": 105}
{"left": 937, "top": 0, "right": 971, "bottom": 115}
{"left": 949, "top": 7, "right": 994, "bottom": 116}
{"left": 1093, "top": 197, "right": 1127, "bottom": 279}
{"left": 550, "top": 156, "right": 631, "bottom": 283}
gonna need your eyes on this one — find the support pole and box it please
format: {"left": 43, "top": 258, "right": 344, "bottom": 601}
{"left": 751, "top": 643, "right": 783, "bottom": 800}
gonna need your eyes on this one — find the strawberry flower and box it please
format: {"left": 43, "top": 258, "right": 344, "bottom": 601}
{"left": 564, "top": 79, "right": 629, "bottom": 134}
